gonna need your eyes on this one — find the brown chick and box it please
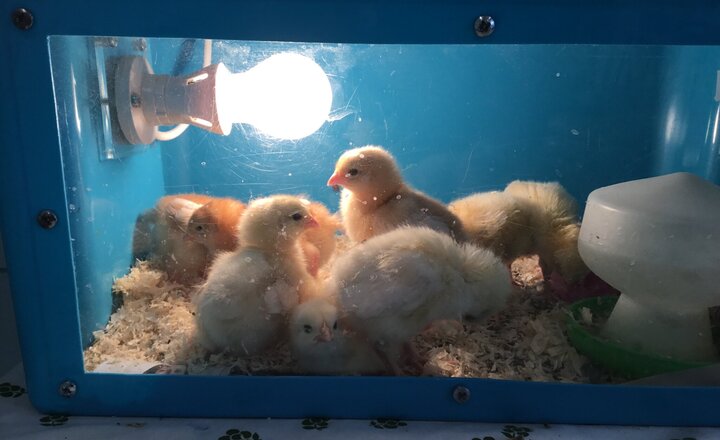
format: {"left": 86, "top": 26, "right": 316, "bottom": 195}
{"left": 133, "top": 194, "right": 213, "bottom": 255}
{"left": 299, "top": 201, "right": 342, "bottom": 277}
{"left": 327, "top": 145, "right": 466, "bottom": 243}
{"left": 185, "top": 197, "right": 246, "bottom": 256}
{"left": 132, "top": 193, "right": 213, "bottom": 284}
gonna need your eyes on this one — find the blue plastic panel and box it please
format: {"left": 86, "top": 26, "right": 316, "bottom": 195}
{"left": 0, "top": 0, "right": 719, "bottom": 426}
{"left": 49, "top": 36, "right": 165, "bottom": 347}
{"left": 7, "top": 0, "right": 720, "bottom": 45}
{"left": 163, "top": 43, "right": 696, "bottom": 209}
{"left": 656, "top": 46, "right": 720, "bottom": 180}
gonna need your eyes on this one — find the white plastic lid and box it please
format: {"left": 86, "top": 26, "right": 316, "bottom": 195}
{"left": 587, "top": 172, "right": 720, "bottom": 224}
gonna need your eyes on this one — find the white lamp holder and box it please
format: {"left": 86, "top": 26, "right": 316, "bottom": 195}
{"left": 115, "top": 56, "right": 232, "bottom": 145}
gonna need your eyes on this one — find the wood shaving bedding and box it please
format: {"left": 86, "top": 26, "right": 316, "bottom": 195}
{"left": 417, "top": 290, "right": 593, "bottom": 382}
{"left": 84, "top": 255, "right": 614, "bottom": 383}
{"left": 84, "top": 261, "right": 295, "bottom": 375}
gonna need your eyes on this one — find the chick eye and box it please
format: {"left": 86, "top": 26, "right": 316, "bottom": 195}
{"left": 332, "top": 321, "right": 338, "bottom": 330}
{"left": 291, "top": 212, "right": 303, "bottom": 221}
{"left": 194, "top": 224, "right": 205, "bottom": 232}
{"left": 347, "top": 168, "right": 359, "bottom": 176}
{"left": 303, "top": 324, "right": 312, "bottom": 333}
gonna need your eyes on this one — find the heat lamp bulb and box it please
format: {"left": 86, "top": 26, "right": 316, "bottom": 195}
{"left": 216, "top": 52, "right": 333, "bottom": 140}
{"left": 115, "top": 52, "right": 332, "bottom": 144}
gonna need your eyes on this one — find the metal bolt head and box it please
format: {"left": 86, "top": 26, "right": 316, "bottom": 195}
{"left": 37, "top": 210, "right": 58, "bottom": 229}
{"left": 58, "top": 381, "right": 76, "bottom": 398}
{"left": 130, "top": 94, "right": 142, "bottom": 108}
{"left": 474, "top": 15, "right": 495, "bottom": 37}
{"left": 93, "top": 37, "right": 118, "bottom": 48}
{"left": 11, "top": 7, "right": 33, "bottom": 30}
{"left": 453, "top": 385, "right": 471, "bottom": 404}
{"left": 134, "top": 38, "right": 147, "bottom": 51}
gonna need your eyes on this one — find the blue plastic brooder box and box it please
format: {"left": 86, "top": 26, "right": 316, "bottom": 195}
{"left": 1, "top": 0, "right": 719, "bottom": 425}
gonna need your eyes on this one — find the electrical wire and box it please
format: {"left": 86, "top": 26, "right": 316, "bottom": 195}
{"left": 154, "top": 39, "right": 213, "bottom": 142}
{"left": 203, "top": 38, "right": 213, "bottom": 69}
{"left": 154, "top": 123, "right": 190, "bottom": 141}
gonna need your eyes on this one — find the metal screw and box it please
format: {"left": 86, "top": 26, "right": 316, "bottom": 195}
{"left": 93, "top": 37, "right": 118, "bottom": 48}
{"left": 11, "top": 7, "right": 33, "bottom": 30}
{"left": 37, "top": 210, "right": 58, "bottom": 229}
{"left": 474, "top": 16, "right": 495, "bottom": 37}
{"left": 134, "top": 38, "right": 147, "bottom": 51}
{"left": 452, "top": 385, "right": 471, "bottom": 404}
{"left": 130, "top": 94, "right": 142, "bottom": 108}
{"left": 58, "top": 381, "right": 76, "bottom": 398}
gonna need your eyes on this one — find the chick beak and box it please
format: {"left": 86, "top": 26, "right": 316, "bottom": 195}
{"left": 305, "top": 216, "right": 319, "bottom": 229}
{"left": 326, "top": 172, "right": 344, "bottom": 188}
{"left": 313, "top": 322, "right": 333, "bottom": 343}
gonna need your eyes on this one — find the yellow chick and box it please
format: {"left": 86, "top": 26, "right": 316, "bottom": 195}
{"left": 328, "top": 226, "right": 511, "bottom": 375}
{"left": 448, "top": 191, "right": 535, "bottom": 263}
{"left": 132, "top": 193, "right": 214, "bottom": 284}
{"left": 194, "top": 195, "right": 319, "bottom": 355}
{"left": 299, "top": 202, "right": 342, "bottom": 277}
{"left": 289, "top": 297, "right": 385, "bottom": 375}
{"left": 450, "top": 180, "right": 588, "bottom": 287}
{"left": 504, "top": 180, "right": 588, "bottom": 284}
{"left": 185, "top": 196, "right": 337, "bottom": 278}
{"left": 327, "top": 145, "right": 466, "bottom": 243}
{"left": 185, "top": 197, "right": 246, "bottom": 255}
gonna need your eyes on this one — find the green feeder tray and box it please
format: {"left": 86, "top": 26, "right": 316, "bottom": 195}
{"left": 565, "top": 296, "right": 715, "bottom": 380}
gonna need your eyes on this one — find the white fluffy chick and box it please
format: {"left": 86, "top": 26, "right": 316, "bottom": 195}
{"left": 328, "top": 226, "right": 511, "bottom": 375}
{"left": 195, "top": 195, "right": 319, "bottom": 355}
{"left": 132, "top": 194, "right": 213, "bottom": 284}
{"left": 289, "top": 297, "right": 384, "bottom": 375}
{"left": 327, "top": 145, "right": 466, "bottom": 243}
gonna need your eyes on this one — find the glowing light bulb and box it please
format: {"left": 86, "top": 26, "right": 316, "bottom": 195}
{"left": 115, "top": 52, "right": 332, "bottom": 144}
{"left": 216, "top": 53, "right": 333, "bottom": 140}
